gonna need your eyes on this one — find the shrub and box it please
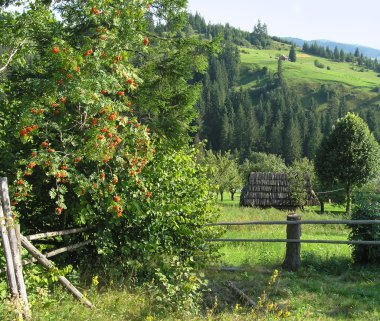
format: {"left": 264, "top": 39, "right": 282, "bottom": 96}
{"left": 349, "top": 196, "right": 380, "bottom": 264}
{"left": 314, "top": 59, "right": 325, "bottom": 69}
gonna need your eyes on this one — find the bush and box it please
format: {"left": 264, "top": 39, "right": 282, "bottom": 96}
{"left": 349, "top": 196, "right": 380, "bottom": 264}
{"left": 314, "top": 59, "right": 325, "bottom": 69}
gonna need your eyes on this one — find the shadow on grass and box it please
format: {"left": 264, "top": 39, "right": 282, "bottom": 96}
{"left": 203, "top": 255, "right": 380, "bottom": 320}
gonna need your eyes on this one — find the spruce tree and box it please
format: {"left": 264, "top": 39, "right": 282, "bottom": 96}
{"left": 289, "top": 45, "right": 297, "bottom": 62}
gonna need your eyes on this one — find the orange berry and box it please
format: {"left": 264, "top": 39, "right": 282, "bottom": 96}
{"left": 143, "top": 37, "right": 149, "bottom": 46}
{"left": 108, "top": 112, "right": 117, "bottom": 121}
{"left": 113, "top": 195, "right": 120, "bottom": 202}
{"left": 20, "top": 128, "right": 27, "bottom": 136}
{"left": 28, "top": 162, "right": 36, "bottom": 169}
{"left": 52, "top": 47, "right": 60, "bottom": 54}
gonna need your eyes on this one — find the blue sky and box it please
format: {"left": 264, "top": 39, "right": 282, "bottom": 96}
{"left": 187, "top": 0, "right": 380, "bottom": 49}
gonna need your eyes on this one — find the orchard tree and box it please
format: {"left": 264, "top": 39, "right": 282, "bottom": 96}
{"left": 315, "top": 113, "right": 380, "bottom": 214}
{"left": 204, "top": 150, "right": 241, "bottom": 201}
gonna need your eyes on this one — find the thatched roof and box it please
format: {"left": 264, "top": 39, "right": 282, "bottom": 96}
{"left": 240, "top": 172, "right": 319, "bottom": 209}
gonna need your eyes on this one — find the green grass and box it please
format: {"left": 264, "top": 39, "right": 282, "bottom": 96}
{"left": 204, "top": 206, "right": 380, "bottom": 320}
{"left": 239, "top": 48, "right": 380, "bottom": 91}
{"left": 8, "top": 204, "right": 380, "bottom": 321}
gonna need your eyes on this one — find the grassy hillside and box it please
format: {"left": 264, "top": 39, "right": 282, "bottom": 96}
{"left": 240, "top": 48, "right": 380, "bottom": 90}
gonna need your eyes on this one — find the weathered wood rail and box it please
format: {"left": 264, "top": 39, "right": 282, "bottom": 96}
{"left": 207, "top": 213, "right": 380, "bottom": 271}
{"left": 0, "top": 177, "right": 94, "bottom": 318}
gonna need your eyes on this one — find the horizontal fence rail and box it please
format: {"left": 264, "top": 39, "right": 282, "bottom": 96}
{"left": 206, "top": 238, "right": 380, "bottom": 245}
{"left": 0, "top": 240, "right": 91, "bottom": 274}
{"left": 207, "top": 220, "right": 380, "bottom": 226}
{"left": 26, "top": 226, "right": 94, "bottom": 241}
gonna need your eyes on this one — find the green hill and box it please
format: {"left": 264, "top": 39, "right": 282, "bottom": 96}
{"left": 240, "top": 47, "right": 380, "bottom": 90}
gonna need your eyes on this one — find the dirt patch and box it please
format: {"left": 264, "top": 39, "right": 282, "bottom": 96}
{"left": 297, "top": 53, "right": 312, "bottom": 58}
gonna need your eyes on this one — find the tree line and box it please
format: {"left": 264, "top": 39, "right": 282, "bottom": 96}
{"left": 302, "top": 42, "right": 380, "bottom": 72}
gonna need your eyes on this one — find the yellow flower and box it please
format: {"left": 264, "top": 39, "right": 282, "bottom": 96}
{"left": 92, "top": 275, "right": 99, "bottom": 287}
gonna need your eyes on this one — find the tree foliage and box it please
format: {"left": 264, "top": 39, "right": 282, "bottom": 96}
{"left": 289, "top": 45, "right": 296, "bottom": 62}
{"left": 315, "top": 113, "right": 380, "bottom": 214}
{"left": 203, "top": 150, "right": 241, "bottom": 201}
{"left": 0, "top": 0, "right": 219, "bottom": 309}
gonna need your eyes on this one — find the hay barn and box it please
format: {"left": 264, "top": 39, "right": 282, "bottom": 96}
{"left": 240, "top": 172, "right": 319, "bottom": 209}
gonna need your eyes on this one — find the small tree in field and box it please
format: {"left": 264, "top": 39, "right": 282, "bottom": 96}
{"left": 204, "top": 150, "right": 241, "bottom": 201}
{"left": 315, "top": 113, "right": 380, "bottom": 214}
{"left": 289, "top": 45, "right": 297, "bottom": 62}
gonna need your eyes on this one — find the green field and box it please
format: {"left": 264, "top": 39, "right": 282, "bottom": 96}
{"left": 20, "top": 204, "right": 380, "bottom": 321}
{"left": 240, "top": 48, "right": 380, "bottom": 90}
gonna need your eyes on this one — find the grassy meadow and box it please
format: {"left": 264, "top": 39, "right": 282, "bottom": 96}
{"left": 19, "top": 199, "right": 380, "bottom": 321}
{"left": 239, "top": 47, "right": 380, "bottom": 90}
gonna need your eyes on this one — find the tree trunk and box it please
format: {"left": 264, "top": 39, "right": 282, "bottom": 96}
{"left": 230, "top": 190, "right": 235, "bottom": 201}
{"left": 346, "top": 183, "right": 352, "bottom": 215}
{"left": 220, "top": 189, "right": 224, "bottom": 202}
{"left": 320, "top": 200, "right": 325, "bottom": 214}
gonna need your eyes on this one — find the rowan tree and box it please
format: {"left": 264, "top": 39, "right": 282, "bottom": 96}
{"left": 0, "top": 0, "right": 219, "bottom": 308}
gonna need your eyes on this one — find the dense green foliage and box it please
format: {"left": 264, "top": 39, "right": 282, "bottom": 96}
{"left": 350, "top": 197, "right": 380, "bottom": 264}
{"left": 315, "top": 113, "right": 380, "bottom": 214}
{"left": 289, "top": 45, "right": 296, "bottom": 62}
{"left": 202, "top": 150, "right": 241, "bottom": 201}
{"left": 0, "top": 0, "right": 220, "bottom": 312}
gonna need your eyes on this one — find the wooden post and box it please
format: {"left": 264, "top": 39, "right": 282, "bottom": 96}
{"left": 0, "top": 177, "right": 30, "bottom": 318}
{"left": 282, "top": 213, "right": 301, "bottom": 272}
{"left": 0, "top": 202, "right": 18, "bottom": 297}
{"left": 20, "top": 235, "right": 94, "bottom": 308}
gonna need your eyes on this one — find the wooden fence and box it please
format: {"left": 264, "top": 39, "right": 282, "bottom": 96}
{"left": 206, "top": 213, "right": 380, "bottom": 271}
{"left": 0, "top": 177, "right": 93, "bottom": 319}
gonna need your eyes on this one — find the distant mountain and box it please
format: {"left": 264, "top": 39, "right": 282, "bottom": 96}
{"left": 282, "top": 37, "right": 380, "bottom": 59}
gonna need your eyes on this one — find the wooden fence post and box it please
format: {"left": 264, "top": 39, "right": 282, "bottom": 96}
{"left": 0, "top": 177, "right": 30, "bottom": 318}
{"left": 0, "top": 201, "right": 18, "bottom": 297}
{"left": 282, "top": 213, "right": 301, "bottom": 272}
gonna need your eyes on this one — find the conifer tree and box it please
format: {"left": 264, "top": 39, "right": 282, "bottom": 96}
{"left": 289, "top": 45, "right": 297, "bottom": 62}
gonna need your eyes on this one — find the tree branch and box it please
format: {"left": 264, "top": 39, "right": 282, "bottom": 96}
{"left": 0, "top": 38, "right": 26, "bottom": 74}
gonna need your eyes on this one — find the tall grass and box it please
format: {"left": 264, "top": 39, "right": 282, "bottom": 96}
{"left": 9, "top": 204, "right": 380, "bottom": 321}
